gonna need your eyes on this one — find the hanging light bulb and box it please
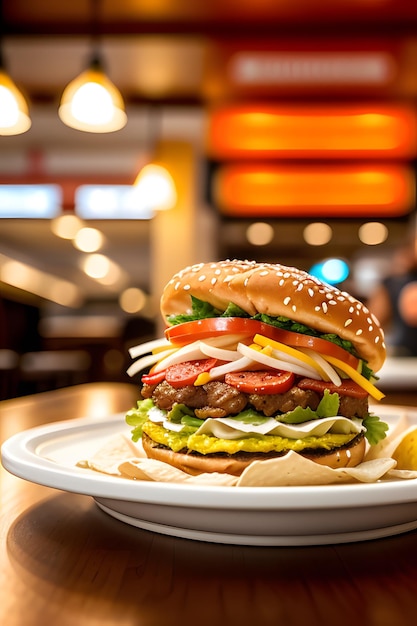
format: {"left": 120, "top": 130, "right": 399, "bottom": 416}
{"left": 0, "top": 49, "right": 31, "bottom": 136}
{"left": 58, "top": 0, "right": 126, "bottom": 133}
{"left": 134, "top": 163, "right": 177, "bottom": 211}
{"left": 58, "top": 54, "right": 127, "bottom": 133}
{"left": 132, "top": 106, "right": 177, "bottom": 211}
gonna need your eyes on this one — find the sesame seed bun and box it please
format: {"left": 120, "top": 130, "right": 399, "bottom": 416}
{"left": 160, "top": 260, "right": 386, "bottom": 372}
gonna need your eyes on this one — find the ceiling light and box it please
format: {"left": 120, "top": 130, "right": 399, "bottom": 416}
{"left": 0, "top": 45, "right": 31, "bottom": 135}
{"left": 246, "top": 222, "right": 274, "bottom": 246}
{"left": 358, "top": 221, "right": 389, "bottom": 245}
{"left": 50, "top": 214, "right": 85, "bottom": 240}
{"left": 58, "top": 54, "right": 127, "bottom": 133}
{"left": 133, "top": 164, "right": 177, "bottom": 211}
{"left": 73, "top": 227, "right": 104, "bottom": 252}
{"left": 132, "top": 106, "right": 177, "bottom": 211}
{"left": 119, "top": 287, "right": 147, "bottom": 314}
{"left": 303, "top": 222, "right": 333, "bottom": 246}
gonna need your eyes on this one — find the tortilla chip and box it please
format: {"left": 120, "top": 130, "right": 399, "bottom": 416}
{"left": 77, "top": 426, "right": 417, "bottom": 487}
{"left": 118, "top": 457, "right": 238, "bottom": 485}
{"left": 119, "top": 458, "right": 191, "bottom": 482}
{"left": 237, "top": 451, "right": 396, "bottom": 486}
{"left": 365, "top": 412, "right": 411, "bottom": 461}
{"left": 186, "top": 472, "right": 238, "bottom": 486}
{"left": 78, "top": 434, "right": 144, "bottom": 475}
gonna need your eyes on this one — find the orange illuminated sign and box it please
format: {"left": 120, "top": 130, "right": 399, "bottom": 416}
{"left": 207, "top": 105, "right": 417, "bottom": 159}
{"left": 213, "top": 164, "right": 415, "bottom": 217}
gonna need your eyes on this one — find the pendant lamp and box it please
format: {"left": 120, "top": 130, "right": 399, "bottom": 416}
{"left": 0, "top": 44, "right": 31, "bottom": 135}
{"left": 58, "top": 0, "right": 126, "bottom": 133}
{"left": 133, "top": 106, "right": 177, "bottom": 211}
{"left": 58, "top": 52, "right": 127, "bottom": 133}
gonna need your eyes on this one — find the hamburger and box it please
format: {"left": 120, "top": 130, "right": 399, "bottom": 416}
{"left": 126, "top": 260, "right": 388, "bottom": 477}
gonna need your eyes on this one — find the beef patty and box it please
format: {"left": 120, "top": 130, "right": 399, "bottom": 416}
{"left": 141, "top": 379, "right": 369, "bottom": 420}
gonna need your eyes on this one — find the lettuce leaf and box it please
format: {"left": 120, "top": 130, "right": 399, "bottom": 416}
{"left": 126, "top": 391, "right": 388, "bottom": 446}
{"left": 125, "top": 399, "right": 155, "bottom": 442}
{"left": 363, "top": 414, "right": 389, "bottom": 445}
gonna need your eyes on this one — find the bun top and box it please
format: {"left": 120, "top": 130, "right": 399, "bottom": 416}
{"left": 160, "top": 260, "right": 386, "bottom": 372}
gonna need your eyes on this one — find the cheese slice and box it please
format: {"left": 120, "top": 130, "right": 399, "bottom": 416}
{"left": 322, "top": 354, "right": 385, "bottom": 401}
{"left": 148, "top": 408, "right": 364, "bottom": 440}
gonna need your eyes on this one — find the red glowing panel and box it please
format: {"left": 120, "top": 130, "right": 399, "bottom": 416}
{"left": 207, "top": 105, "right": 417, "bottom": 159}
{"left": 213, "top": 164, "right": 415, "bottom": 217}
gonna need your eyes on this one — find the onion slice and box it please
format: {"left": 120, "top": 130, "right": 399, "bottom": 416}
{"left": 126, "top": 351, "right": 175, "bottom": 378}
{"left": 129, "top": 337, "right": 171, "bottom": 359}
{"left": 298, "top": 347, "right": 342, "bottom": 386}
{"left": 208, "top": 355, "right": 255, "bottom": 379}
{"left": 199, "top": 341, "right": 241, "bottom": 362}
{"left": 237, "top": 343, "right": 322, "bottom": 379}
{"left": 152, "top": 340, "right": 205, "bottom": 372}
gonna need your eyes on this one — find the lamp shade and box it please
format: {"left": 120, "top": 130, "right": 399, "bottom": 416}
{"left": 0, "top": 70, "right": 31, "bottom": 135}
{"left": 133, "top": 164, "right": 177, "bottom": 211}
{"left": 58, "top": 65, "right": 127, "bottom": 133}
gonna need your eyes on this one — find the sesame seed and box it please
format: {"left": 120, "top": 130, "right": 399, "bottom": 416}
{"left": 184, "top": 284, "right": 191, "bottom": 291}
{"left": 344, "top": 319, "right": 353, "bottom": 327}
{"left": 322, "top": 302, "right": 328, "bottom": 313}
{"left": 356, "top": 329, "right": 363, "bottom": 336}
{"left": 284, "top": 296, "right": 291, "bottom": 305}
{"left": 198, "top": 274, "right": 206, "bottom": 282}
{"left": 308, "top": 288, "right": 314, "bottom": 298}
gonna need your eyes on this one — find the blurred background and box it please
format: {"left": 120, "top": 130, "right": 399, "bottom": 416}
{"left": 1, "top": 0, "right": 417, "bottom": 399}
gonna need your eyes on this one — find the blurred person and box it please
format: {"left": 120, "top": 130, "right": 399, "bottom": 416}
{"left": 367, "top": 242, "right": 417, "bottom": 356}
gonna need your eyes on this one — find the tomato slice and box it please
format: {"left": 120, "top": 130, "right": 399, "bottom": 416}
{"left": 164, "top": 358, "right": 218, "bottom": 388}
{"left": 141, "top": 370, "right": 166, "bottom": 385}
{"left": 165, "top": 318, "right": 260, "bottom": 344}
{"left": 225, "top": 370, "right": 295, "bottom": 395}
{"left": 297, "top": 378, "right": 369, "bottom": 398}
{"left": 165, "top": 318, "right": 360, "bottom": 370}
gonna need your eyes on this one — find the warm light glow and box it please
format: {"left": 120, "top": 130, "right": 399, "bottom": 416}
{"left": 82, "top": 254, "right": 111, "bottom": 279}
{"left": 50, "top": 214, "right": 85, "bottom": 239}
{"left": 0, "top": 71, "right": 31, "bottom": 135}
{"left": 73, "top": 227, "right": 104, "bottom": 252}
{"left": 81, "top": 254, "right": 126, "bottom": 288}
{"left": 119, "top": 287, "right": 147, "bottom": 314}
{"left": 358, "top": 222, "right": 389, "bottom": 246}
{"left": 133, "top": 164, "right": 177, "bottom": 211}
{"left": 213, "top": 164, "right": 415, "bottom": 217}
{"left": 59, "top": 66, "right": 127, "bottom": 133}
{"left": 246, "top": 222, "right": 274, "bottom": 246}
{"left": 303, "top": 222, "right": 333, "bottom": 246}
{"left": 207, "top": 105, "right": 417, "bottom": 159}
{"left": 0, "top": 253, "right": 82, "bottom": 307}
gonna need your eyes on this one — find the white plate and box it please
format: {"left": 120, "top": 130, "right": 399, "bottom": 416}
{"left": 2, "top": 405, "right": 417, "bottom": 546}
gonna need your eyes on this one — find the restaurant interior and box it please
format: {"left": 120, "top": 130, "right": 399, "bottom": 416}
{"left": 1, "top": 0, "right": 417, "bottom": 402}
{"left": 4, "top": 5, "right": 417, "bottom": 623}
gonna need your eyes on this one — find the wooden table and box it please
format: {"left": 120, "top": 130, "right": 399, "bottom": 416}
{"left": 1, "top": 383, "right": 417, "bottom": 626}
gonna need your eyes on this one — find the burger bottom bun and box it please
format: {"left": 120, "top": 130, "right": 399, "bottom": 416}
{"left": 142, "top": 432, "right": 366, "bottom": 477}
